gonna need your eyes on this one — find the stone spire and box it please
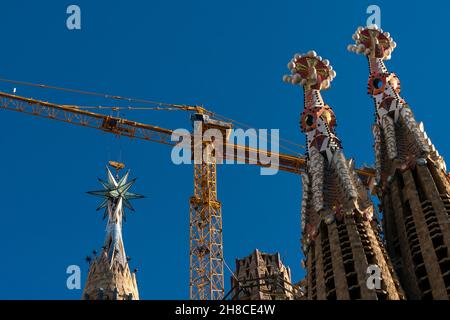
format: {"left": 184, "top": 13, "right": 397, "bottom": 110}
{"left": 283, "top": 51, "right": 404, "bottom": 300}
{"left": 82, "top": 163, "right": 144, "bottom": 300}
{"left": 349, "top": 25, "right": 450, "bottom": 299}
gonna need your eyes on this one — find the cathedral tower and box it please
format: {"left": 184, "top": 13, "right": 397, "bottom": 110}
{"left": 82, "top": 162, "right": 144, "bottom": 300}
{"left": 349, "top": 25, "right": 450, "bottom": 299}
{"left": 230, "top": 249, "right": 295, "bottom": 300}
{"left": 283, "top": 51, "right": 404, "bottom": 300}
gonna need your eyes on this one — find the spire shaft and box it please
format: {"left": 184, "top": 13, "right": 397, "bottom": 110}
{"left": 350, "top": 25, "right": 450, "bottom": 299}
{"left": 82, "top": 163, "right": 143, "bottom": 300}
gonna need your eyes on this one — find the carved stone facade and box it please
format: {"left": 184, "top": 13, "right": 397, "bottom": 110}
{"left": 230, "top": 249, "right": 295, "bottom": 300}
{"left": 82, "top": 251, "right": 139, "bottom": 300}
{"left": 305, "top": 216, "right": 403, "bottom": 299}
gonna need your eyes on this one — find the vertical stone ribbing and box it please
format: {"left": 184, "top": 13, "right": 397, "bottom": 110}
{"left": 345, "top": 217, "right": 377, "bottom": 299}
{"left": 328, "top": 223, "right": 351, "bottom": 299}
{"left": 306, "top": 249, "right": 314, "bottom": 300}
{"left": 365, "top": 219, "right": 404, "bottom": 299}
{"left": 314, "top": 231, "right": 327, "bottom": 300}
{"left": 321, "top": 223, "right": 336, "bottom": 299}
{"left": 383, "top": 188, "right": 403, "bottom": 273}
{"left": 416, "top": 165, "right": 450, "bottom": 251}
{"left": 403, "top": 170, "right": 448, "bottom": 298}
{"left": 390, "top": 172, "right": 423, "bottom": 298}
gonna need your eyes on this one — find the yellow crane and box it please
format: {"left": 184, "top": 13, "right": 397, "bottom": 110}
{"left": 0, "top": 86, "right": 375, "bottom": 300}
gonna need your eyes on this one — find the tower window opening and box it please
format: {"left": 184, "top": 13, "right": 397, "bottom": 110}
{"left": 373, "top": 78, "right": 383, "bottom": 89}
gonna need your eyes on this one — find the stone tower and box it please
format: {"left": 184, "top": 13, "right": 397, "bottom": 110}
{"left": 283, "top": 52, "right": 404, "bottom": 300}
{"left": 349, "top": 25, "right": 450, "bottom": 299}
{"left": 230, "top": 249, "right": 295, "bottom": 300}
{"left": 82, "top": 163, "right": 144, "bottom": 300}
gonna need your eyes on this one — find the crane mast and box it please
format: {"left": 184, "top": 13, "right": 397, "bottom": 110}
{"left": 189, "top": 113, "right": 232, "bottom": 300}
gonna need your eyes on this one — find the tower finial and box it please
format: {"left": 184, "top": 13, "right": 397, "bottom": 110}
{"left": 283, "top": 52, "right": 340, "bottom": 160}
{"left": 347, "top": 25, "right": 396, "bottom": 60}
{"left": 283, "top": 51, "right": 336, "bottom": 90}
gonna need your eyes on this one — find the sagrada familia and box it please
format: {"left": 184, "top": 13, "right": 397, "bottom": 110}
{"left": 81, "top": 25, "right": 450, "bottom": 300}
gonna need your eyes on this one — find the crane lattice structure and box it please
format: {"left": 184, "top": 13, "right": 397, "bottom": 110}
{"left": 0, "top": 81, "right": 375, "bottom": 300}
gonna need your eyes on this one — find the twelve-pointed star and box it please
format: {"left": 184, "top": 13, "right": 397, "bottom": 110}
{"left": 87, "top": 167, "right": 145, "bottom": 220}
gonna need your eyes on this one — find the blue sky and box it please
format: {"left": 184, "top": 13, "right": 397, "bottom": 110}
{"left": 0, "top": 0, "right": 448, "bottom": 299}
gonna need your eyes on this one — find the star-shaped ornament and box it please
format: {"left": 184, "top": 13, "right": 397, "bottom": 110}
{"left": 87, "top": 167, "right": 144, "bottom": 221}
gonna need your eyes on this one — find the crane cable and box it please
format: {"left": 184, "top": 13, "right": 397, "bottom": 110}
{"left": 0, "top": 77, "right": 304, "bottom": 153}
{"left": 62, "top": 105, "right": 184, "bottom": 111}
{"left": 0, "top": 77, "right": 197, "bottom": 110}
{"left": 223, "top": 256, "right": 239, "bottom": 282}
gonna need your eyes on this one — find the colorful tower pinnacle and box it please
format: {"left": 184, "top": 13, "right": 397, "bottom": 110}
{"left": 283, "top": 51, "right": 404, "bottom": 300}
{"left": 349, "top": 25, "right": 450, "bottom": 299}
{"left": 82, "top": 163, "right": 144, "bottom": 300}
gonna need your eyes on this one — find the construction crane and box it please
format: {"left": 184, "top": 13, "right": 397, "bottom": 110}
{"left": 0, "top": 90, "right": 305, "bottom": 299}
{"left": 0, "top": 88, "right": 375, "bottom": 300}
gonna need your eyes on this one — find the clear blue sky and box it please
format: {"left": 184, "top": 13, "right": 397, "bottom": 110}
{"left": 0, "top": 0, "right": 448, "bottom": 299}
